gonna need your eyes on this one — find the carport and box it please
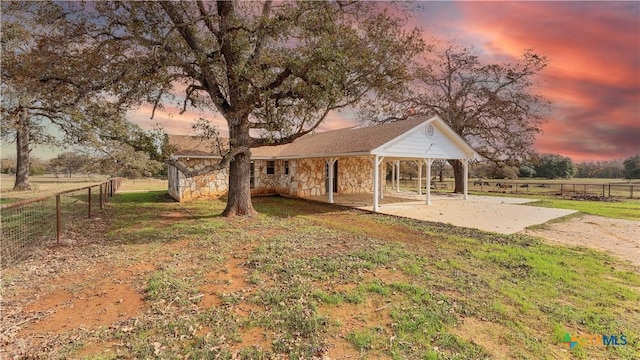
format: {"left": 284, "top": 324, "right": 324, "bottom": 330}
{"left": 328, "top": 115, "right": 481, "bottom": 211}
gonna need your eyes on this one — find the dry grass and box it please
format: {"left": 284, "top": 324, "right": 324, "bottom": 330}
{"left": 0, "top": 174, "right": 109, "bottom": 202}
{"left": 1, "top": 191, "right": 638, "bottom": 359}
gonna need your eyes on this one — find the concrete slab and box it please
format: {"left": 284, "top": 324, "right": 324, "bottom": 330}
{"left": 305, "top": 192, "right": 576, "bottom": 235}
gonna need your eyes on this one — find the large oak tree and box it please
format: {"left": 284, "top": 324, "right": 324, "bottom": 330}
{"left": 362, "top": 43, "right": 550, "bottom": 192}
{"left": 71, "top": 1, "right": 425, "bottom": 216}
{"left": 1, "top": 3, "right": 140, "bottom": 190}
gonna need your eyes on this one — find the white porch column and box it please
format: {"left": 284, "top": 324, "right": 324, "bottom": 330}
{"left": 380, "top": 162, "right": 385, "bottom": 200}
{"left": 425, "top": 158, "right": 434, "bottom": 205}
{"left": 372, "top": 156, "right": 384, "bottom": 211}
{"left": 463, "top": 158, "right": 469, "bottom": 200}
{"left": 327, "top": 157, "right": 337, "bottom": 204}
{"left": 395, "top": 160, "right": 400, "bottom": 192}
{"left": 392, "top": 161, "right": 396, "bottom": 191}
{"left": 417, "top": 160, "right": 422, "bottom": 196}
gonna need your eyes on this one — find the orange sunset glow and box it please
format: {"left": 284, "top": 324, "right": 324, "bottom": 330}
{"left": 128, "top": 1, "right": 638, "bottom": 163}
{"left": 4, "top": 2, "right": 636, "bottom": 163}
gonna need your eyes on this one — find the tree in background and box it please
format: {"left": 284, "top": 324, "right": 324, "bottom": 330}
{"left": 474, "top": 162, "right": 519, "bottom": 179}
{"left": 535, "top": 154, "right": 577, "bottom": 179}
{"left": 432, "top": 160, "right": 449, "bottom": 182}
{"left": 1, "top": 3, "right": 139, "bottom": 190}
{"left": 49, "top": 152, "right": 93, "bottom": 178}
{"left": 1, "top": 157, "right": 16, "bottom": 174}
{"left": 361, "top": 42, "right": 549, "bottom": 192}
{"left": 576, "top": 160, "right": 624, "bottom": 178}
{"left": 88, "top": 139, "right": 166, "bottom": 178}
{"left": 623, "top": 155, "right": 640, "bottom": 179}
{"left": 518, "top": 163, "right": 537, "bottom": 178}
{"left": 70, "top": 1, "right": 425, "bottom": 216}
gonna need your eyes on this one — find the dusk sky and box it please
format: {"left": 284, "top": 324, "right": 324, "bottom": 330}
{"left": 131, "top": 1, "right": 640, "bottom": 163}
{"left": 4, "top": 1, "right": 639, "bottom": 163}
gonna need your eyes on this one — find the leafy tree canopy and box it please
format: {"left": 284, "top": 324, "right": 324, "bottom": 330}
{"left": 360, "top": 41, "right": 550, "bottom": 192}
{"left": 535, "top": 154, "right": 577, "bottom": 179}
{"left": 623, "top": 154, "right": 640, "bottom": 179}
{"left": 55, "top": 0, "right": 426, "bottom": 215}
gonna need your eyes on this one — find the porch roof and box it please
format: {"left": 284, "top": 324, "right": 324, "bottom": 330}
{"left": 169, "top": 115, "right": 481, "bottom": 161}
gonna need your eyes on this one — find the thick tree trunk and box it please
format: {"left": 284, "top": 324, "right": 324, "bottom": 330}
{"left": 13, "top": 107, "right": 31, "bottom": 191}
{"left": 222, "top": 119, "right": 257, "bottom": 217}
{"left": 448, "top": 159, "right": 464, "bottom": 193}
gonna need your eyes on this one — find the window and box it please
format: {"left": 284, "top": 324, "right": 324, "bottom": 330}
{"left": 284, "top": 161, "right": 289, "bottom": 175}
{"left": 266, "top": 161, "right": 275, "bottom": 175}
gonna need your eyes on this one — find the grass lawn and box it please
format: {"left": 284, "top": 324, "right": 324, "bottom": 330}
{"left": 526, "top": 198, "right": 640, "bottom": 221}
{"left": 4, "top": 191, "right": 637, "bottom": 359}
{"left": 462, "top": 191, "right": 640, "bottom": 221}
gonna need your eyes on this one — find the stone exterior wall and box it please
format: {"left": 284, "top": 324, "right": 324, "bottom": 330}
{"left": 337, "top": 156, "right": 374, "bottom": 194}
{"left": 253, "top": 159, "right": 280, "bottom": 195}
{"left": 168, "top": 155, "right": 376, "bottom": 201}
{"left": 286, "top": 156, "right": 374, "bottom": 197}
{"left": 168, "top": 158, "right": 228, "bottom": 202}
{"left": 288, "top": 158, "right": 326, "bottom": 197}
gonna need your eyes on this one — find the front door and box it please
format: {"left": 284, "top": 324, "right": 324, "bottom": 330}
{"left": 325, "top": 160, "right": 338, "bottom": 193}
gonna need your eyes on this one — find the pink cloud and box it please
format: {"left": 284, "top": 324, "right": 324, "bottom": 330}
{"left": 456, "top": 1, "right": 640, "bottom": 162}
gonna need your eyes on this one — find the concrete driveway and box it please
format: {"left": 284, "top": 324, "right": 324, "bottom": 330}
{"left": 305, "top": 192, "right": 576, "bottom": 235}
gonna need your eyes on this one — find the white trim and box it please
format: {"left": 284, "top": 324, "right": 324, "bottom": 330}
{"left": 372, "top": 156, "right": 384, "bottom": 211}
{"left": 372, "top": 119, "right": 432, "bottom": 154}
{"left": 370, "top": 115, "right": 481, "bottom": 160}
{"left": 425, "top": 158, "right": 434, "bottom": 205}
{"left": 327, "top": 157, "right": 337, "bottom": 204}
{"left": 257, "top": 152, "right": 371, "bottom": 160}
{"left": 417, "top": 160, "right": 422, "bottom": 196}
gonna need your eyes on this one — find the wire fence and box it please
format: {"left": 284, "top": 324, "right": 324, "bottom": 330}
{"left": 0, "top": 178, "right": 123, "bottom": 268}
{"left": 394, "top": 179, "right": 639, "bottom": 199}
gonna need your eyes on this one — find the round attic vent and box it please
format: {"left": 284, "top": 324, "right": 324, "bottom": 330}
{"left": 425, "top": 124, "right": 435, "bottom": 137}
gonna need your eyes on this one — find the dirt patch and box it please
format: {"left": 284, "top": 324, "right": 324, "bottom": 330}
{"left": 320, "top": 297, "right": 394, "bottom": 359}
{"left": 522, "top": 214, "right": 640, "bottom": 266}
{"left": 17, "top": 264, "right": 149, "bottom": 337}
{"left": 199, "top": 248, "right": 256, "bottom": 308}
{"left": 453, "top": 317, "right": 511, "bottom": 359}
{"left": 311, "top": 211, "right": 438, "bottom": 251}
{"left": 231, "top": 326, "right": 272, "bottom": 352}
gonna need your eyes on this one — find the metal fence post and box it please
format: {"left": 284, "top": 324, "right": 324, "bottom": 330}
{"left": 110, "top": 179, "right": 114, "bottom": 198}
{"left": 560, "top": 184, "right": 563, "bottom": 196}
{"left": 88, "top": 187, "right": 92, "bottom": 218}
{"left": 631, "top": 185, "right": 634, "bottom": 199}
{"left": 56, "top": 194, "right": 61, "bottom": 243}
{"left": 99, "top": 184, "right": 103, "bottom": 210}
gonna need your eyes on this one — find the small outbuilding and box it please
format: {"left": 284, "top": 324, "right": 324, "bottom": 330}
{"left": 168, "top": 115, "right": 480, "bottom": 211}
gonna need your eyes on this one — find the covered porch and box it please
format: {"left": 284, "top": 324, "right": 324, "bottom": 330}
{"left": 321, "top": 116, "right": 482, "bottom": 212}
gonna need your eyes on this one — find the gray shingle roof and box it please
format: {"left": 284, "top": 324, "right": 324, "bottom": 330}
{"left": 169, "top": 135, "right": 227, "bottom": 156}
{"left": 169, "top": 117, "right": 429, "bottom": 158}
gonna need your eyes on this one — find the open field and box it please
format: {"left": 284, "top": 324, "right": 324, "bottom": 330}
{"left": 118, "top": 177, "right": 168, "bottom": 192}
{"left": 0, "top": 175, "right": 166, "bottom": 205}
{"left": 389, "top": 179, "right": 640, "bottom": 221}
{"left": 394, "top": 178, "right": 640, "bottom": 200}
{"left": 0, "top": 174, "right": 109, "bottom": 204}
{"left": 2, "top": 192, "right": 638, "bottom": 359}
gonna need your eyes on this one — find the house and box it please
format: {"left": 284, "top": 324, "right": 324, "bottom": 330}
{"left": 167, "top": 115, "right": 481, "bottom": 211}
